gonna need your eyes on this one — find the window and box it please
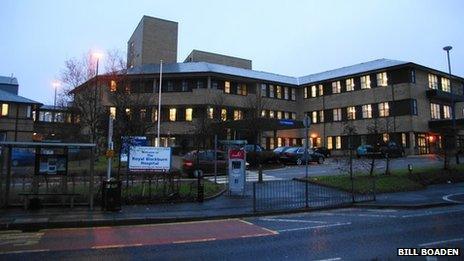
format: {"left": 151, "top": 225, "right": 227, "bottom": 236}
{"left": 26, "top": 106, "right": 32, "bottom": 118}
{"left": 319, "top": 110, "right": 324, "bottom": 123}
{"left": 361, "top": 75, "right": 371, "bottom": 89}
{"left": 269, "top": 85, "right": 274, "bottom": 98}
{"left": 430, "top": 103, "right": 440, "bottom": 119}
{"left": 402, "top": 133, "right": 407, "bottom": 147}
{"left": 333, "top": 108, "right": 342, "bottom": 121}
{"left": 186, "top": 108, "right": 193, "bottom": 121}
{"left": 382, "top": 133, "right": 389, "bottom": 143}
{"left": 311, "top": 85, "right": 317, "bottom": 97}
{"left": 140, "top": 108, "right": 147, "bottom": 120}
{"left": 269, "top": 110, "right": 275, "bottom": 118}
{"left": 377, "top": 72, "right": 388, "bottom": 87}
{"left": 152, "top": 109, "right": 158, "bottom": 122}
{"left": 167, "top": 81, "right": 174, "bottom": 92}
{"left": 277, "top": 111, "right": 282, "bottom": 119}
{"left": 276, "top": 86, "right": 282, "bottom": 99}
{"left": 378, "top": 102, "right": 389, "bottom": 117}
{"left": 304, "top": 87, "right": 308, "bottom": 99}
{"left": 327, "top": 137, "right": 333, "bottom": 150}
{"left": 55, "top": 112, "right": 64, "bottom": 122}
{"left": 224, "top": 81, "right": 231, "bottom": 93}
{"left": 443, "top": 105, "right": 451, "bottom": 119}
{"left": 412, "top": 99, "right": 418, "bottom": 115}
{"left": 233, "top": 110, "right": 243, "bottom": 120}
{"left": 362, "top": 104, "right": 372, "bottom": 118}
{"left": 181, "top": 80, "right": 188, "bottom": 91}
{"left": 332, "top": 81, "right": 341, "bottom": 94}
{"left": 311, "top": 111, "right": 317, "bottom": 123}
{"left": 207, "top": 107, "right": 214, "bottom": 119}
{"left": 318, "top": 84, "right": 324, "bottom": 96}
{"left": 347, "top": 106, "right": 356, "bottom": 120}
{"left": 169, "top": 108, "right": 177, "bottom": 121}
{"left": 284, "top": 111, "right": 290, "bottom": 119}
{"left": 212, "top": 81, "right": 219, "bottom": 89}
{"left": 261, "top": 110, "right": 266, "bottom": 117}
{"left": 441, "top": 77, "right": 451, "bottom": 92}
{"left": 196, "top": 80, "right": 204, "bottom": 89}
{"left": 346, "top": 78, "right": 354, "bottom": 91}
{"left": 335, "top": 136, "right": 341, "bottom": 149}
{"left": 291, "top": 88, "right": 296, "bottom": 100}
{"left": 1, "top": 104, "right": 8, "bottom": 116}
{"left": 261, "top": 84, "right": 267, "bottom": 97}
{"left": 411, "top": 69, "right": 416, "bottom": 83}
{"left": 221, "top": 109, "right": 227, "bottom": 121}
{"left": 284, "top": 87, "right": 289, "bottom": 100}
{"left": 125, "top": 108, "right": 131, "bottom": 119}
{"left": 291, "top": 112, "right": 296, "bottom": 120}
{"left": 237, "top": 83, "right": 247, "bottom": 95}
{"left": 110, "top": 80, "right": 117, "bottom": 92}
{"left": 428, "top": 74, "right": 438, "bottom": 89}
{"left": 109, "top": 107, "right": 116, "bottom": 118}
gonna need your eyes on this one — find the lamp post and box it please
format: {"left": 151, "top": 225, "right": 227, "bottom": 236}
{"left": 92, "top": 52, "right": 103, "bottom": 144}
{"left": 52, "top": 80, "right": 60, "bottom": 109}
{"left": 157, "top": 60, "right": 163, "bottom": 147}
{"left": 443, "top": 46, "right": 459, "bottom": 164}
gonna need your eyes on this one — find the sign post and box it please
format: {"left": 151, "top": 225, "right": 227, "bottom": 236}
{"left": 303, "top": 115, "right": 311, "bottom": 208}
{"left": 228, "top": 149, "right": 246, "bottom": 196}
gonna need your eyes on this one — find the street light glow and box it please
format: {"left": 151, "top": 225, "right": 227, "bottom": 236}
{"left": 92, "top": 52, "right": 104, "bottom": 59}
{"left": 52, "top": 80, "right": 61, "bottom": 88}
{"left": 443, "top": 46, "right": 452, "bottom": 51}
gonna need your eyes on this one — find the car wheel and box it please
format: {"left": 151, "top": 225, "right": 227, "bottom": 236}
{"left": 317, "top": 157, "right": 324, "bottom": 164}
{"left": 12, "top": 160, "right": 19, "bottom": 167}
{"left": 296, "top": 158, "right": 302, "bottom": 166}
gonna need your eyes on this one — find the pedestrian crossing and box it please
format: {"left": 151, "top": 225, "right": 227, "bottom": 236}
{"left": 205, "top": 171, "right": 283, "bottom": 184}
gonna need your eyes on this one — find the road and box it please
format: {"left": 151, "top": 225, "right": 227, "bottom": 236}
{"left": 1, "top": 204, "right": 463, "bottom": 260}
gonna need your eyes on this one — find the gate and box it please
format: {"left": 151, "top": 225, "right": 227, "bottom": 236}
{"left": 252, "top": 178, "right": 375, "bottom": 213}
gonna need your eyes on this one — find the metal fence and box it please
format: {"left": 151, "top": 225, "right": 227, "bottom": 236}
{"left": 253, "top": 178, "right": 375, "bottom": 212}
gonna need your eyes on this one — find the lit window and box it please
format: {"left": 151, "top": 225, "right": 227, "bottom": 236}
{"left": 304, "top": 87, "right": 308, "bottom": 99}
{"left": 110, "top": 80, "right": 117, "bottom": 92}
{"left": 152, "top": 109, "right": 158, "bottom": 122}
{"left": 125, "top": 108, "right": 131, "bottom": 119}
{"left": 277, "top": 137, "right": 282, "bottom": 147}
{"left": 333, "top": 108, "right": 342, "bottom": 121}
{"left": 319, "top": 110, "right": 324, "bottom": 122}
{"left": 428, "top": 74, "right": 438, "bottom": 89}
{"left": 277, "top": 111, "right": 282, "bottom": 119}
{"left": 327, "top": 137, "right": 333, "bottom": 150}
{"left": 109, "top": 107, "right": 116, "bottom": 119}
{"left": 346, "top": 78, "right": 355, "bottom": 91}
{"left": 237, "top": 83, "right": 247, "bottom": 95}
{"left": 207, "top": 107, "right": 214, "bottom": 119}
{"left": 291, "top": 112, "right": 296, "bottom": 120}
{"left": 233, "top": 110, "right": 243, "bottom": 120}
{"left": 284, "top": 111, "right": 290, "bottom": 119}
{"left": 318, "top": 84, "right": 324, "bottom": 96}
{"left": 139, "top": 108, "right": 147, "bottom": 120}
{"left": 362, "top": 104, "right": 372, "bottom": 118}
{"left": 383, "top": 133, "right": 389, "bottom": 143}
{"left": 311, "top": 111, "right": 317, "bottom": 123}
{"left": 221, "top": 108, "right": 227, "bottom": 121}
{"left": 441, "top": 77, "right": 451, "bottom": 92}
{"left": 402, "top": 133, "right": 407, "bottom": 147}
{"left": 169, "top": 108, "right": 177, "bottom": 121}
{"left": 335, "top": 136, "right": 341, "bottom": 149}
{"left": 284, "top": 87, "right": 289, "bottom": 100}
{"left": 224, "top": 81, "right": 231, "bottom": 93}
{"left": 269, "top": 110, "right": 275, "bottom": 118}
{"left": 1, "top": 104, "right": 8, "bottom": 116}
{"left": 186, "top": 108, "right": 193, "bottom": 121}
{"left": 261, "top": 84, "right": 267, "bottom": 97}
{"left": 347, "top": 106, "right": 356, "bottom": 120}
{"left": 269, "top": 85, "right": 274, "bottom": 98}
{"left": 332, "top": 81, "right": 341, "bottom": 94}
{"left": 276, "top": 86, "right": 282, "bottom": 99}
{"left": 379, "top": 102, "right": 390, "bottom": 117}
{"left": 261, "top": 110, "right": 266, "bottom": 117}
{"left": 311, "top": 85, "right": 317, "bottom": 97}
{"left": 269, "top": 138, "right": 275, "bottom": 150}
{"left": 377, "top": 72, "right": 388, "bottom": 87}
{"left": 443, "top": 105, "right": 451, "bottom": 119}
{"left": 361, "top": 75, "right": 371, "bottom": 89}
{"left": 430, "top": 103, "right": 440, "bottom": 119}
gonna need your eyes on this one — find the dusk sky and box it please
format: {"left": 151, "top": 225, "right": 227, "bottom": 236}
{"left": 1, "top": 0, "right": 463, "bottom": 104}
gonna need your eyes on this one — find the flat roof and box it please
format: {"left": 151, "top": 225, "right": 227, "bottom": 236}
{"left": 0, "top": 141, "right": 96, "bottom": 147}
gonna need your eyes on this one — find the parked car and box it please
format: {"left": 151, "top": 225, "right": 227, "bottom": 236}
{"left": 380, "top": 142, "right": 405, "bottom": 158}
{"left": 182, "top": 150, "right": 227, "bottom": 177}
{"left": 356, "top": 145, "right": 381, "bottom": 158}
{"left": 243, "top": 144, "right": 277, "bottom": 165}
{"left": 314, "top": 147, "right": 331, "bottom": 158}
{"left": 279, "top": 147, "right": 325, "bottom": 165}
{"left": 273, "top": 146, "right": 292, "bottom": 157}
{"left": 12, "top": 149, "right": 35, "bottom": 167}
{"left": 357, "top": 142, "right": 404, "bottom": 158}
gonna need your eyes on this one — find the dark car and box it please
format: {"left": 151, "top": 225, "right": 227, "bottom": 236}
{"left": 279, "top": 147, "right": 324, "bottom": 165}
{"left": 357, "top": 142, "right": 404, "bottom": 158}
{"left": 11, "top": 148, "right": 35, "bottom": 167}
{"left": 314, "top": 147, "right": 331, "bottom": 158}
{"left": 243, "top": 144, "right": 277, "bottom": 164}
{"left": 380, "top": 142, "right": 404, "bottom": 158}
{"left": 273, "top": 146, "right": 291, "bottom": 156}
{"left": 356, "top": 145, "right": 379, "bottom": 158}
{"left": 182, "top": 150, "right": 227, "bottom": 177}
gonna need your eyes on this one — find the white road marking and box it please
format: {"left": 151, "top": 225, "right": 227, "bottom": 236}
{"left": 277, "top": 222, "right": 351, "bottom": 232}
{"left": 0, "top": 249, "right": 49, "bottom": 255}
{"left": 401, "top": 209, "right": 464, "bottom": 218}
{"left": 259, "top": 218, "right": 326, "bottom": 224}
{"left": 418, "top": 238, "right": 463, "bottom": 247}
{"left": 206, "top": 172, "right": 283, "bottom": 184}
{"left": 442, "top": 193, "right": 464, "bottom": 203}
{"left": 313, "top": 258, "right": 341, "bottom": 261}
{"left": 316, "top": 212, "right": 397, "bottom": 218}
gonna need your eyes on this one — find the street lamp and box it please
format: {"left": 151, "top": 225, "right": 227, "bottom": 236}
{"left": 443, "top": 46, "right": 458, "bottom": 164}
{"left": 52, "top": 80, "right": 60, "bottom": 109}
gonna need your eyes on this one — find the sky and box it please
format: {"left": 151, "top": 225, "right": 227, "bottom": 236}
{"left": 1, "top": 0, "right": 463, "bottom": 104}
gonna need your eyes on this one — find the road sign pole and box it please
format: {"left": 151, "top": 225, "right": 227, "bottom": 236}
{"left": 106, "top": 115, "right": 113, "bottom": 180}
{"left": 303, "top": 116, "right": 311, "bottom": 208}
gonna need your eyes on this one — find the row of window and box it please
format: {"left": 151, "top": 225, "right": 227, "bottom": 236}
{"left": 304, "top": 72, "right": 389, "bottom": 98}
{"left": 260, "top": 110, "right": 297, "bottom": 120}
{"left": 430, "top": 103, "right": 452, "bottom": 120}
{"left": 260, "top": 84, "right": 296, "bottom": 101}
{"left": 326, "top": 133, "right": 408, "bottom": 150}
{"left": 428, "top": 74, "right": 451, "bottom": 92}
{"left": 33, "top": 111, "right": 76, "bottom": 123}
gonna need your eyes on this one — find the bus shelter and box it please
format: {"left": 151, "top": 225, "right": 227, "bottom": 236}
{"left": 0, "top": 142, "right": 96, "bottom": 209}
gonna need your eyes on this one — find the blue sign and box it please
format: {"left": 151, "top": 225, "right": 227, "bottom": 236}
{"left": 120, "top": 136, "right": 148, "bottom": 162}
{"left": 279, "top": 120, "right": 295, "bottom": 126}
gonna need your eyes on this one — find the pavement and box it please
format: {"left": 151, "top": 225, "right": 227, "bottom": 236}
{"left": 0, "top": 181, "right": 462, "bottom": 231}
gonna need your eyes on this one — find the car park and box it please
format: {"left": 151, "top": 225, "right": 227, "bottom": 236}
{"left": 279, "top": 147, "right": 325, "bottom": 165}
{"left": 182, "top": 150, "right": 227, "bottom": 177}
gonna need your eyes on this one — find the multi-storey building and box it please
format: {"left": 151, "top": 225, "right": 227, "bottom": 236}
{"left": 72, "top": 16, "right": 464, "bottom": 155}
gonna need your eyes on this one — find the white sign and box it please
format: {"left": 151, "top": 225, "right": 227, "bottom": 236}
{"left": 129, "top": 146, "right": 171, "bottom": 171}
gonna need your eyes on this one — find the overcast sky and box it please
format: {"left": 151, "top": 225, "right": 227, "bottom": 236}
{"left": 1, "top": 0, "right": 463, "bottom": 104}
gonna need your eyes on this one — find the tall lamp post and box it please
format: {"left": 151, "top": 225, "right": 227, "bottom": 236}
{"left": 92, "top": 52, "right": 103, "bottom": 144}
{"left": 52, "top": 80, "right": 60, "bottom": 109}
{"left": 443, "top": 46, "right": 459, "bottom": 164}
